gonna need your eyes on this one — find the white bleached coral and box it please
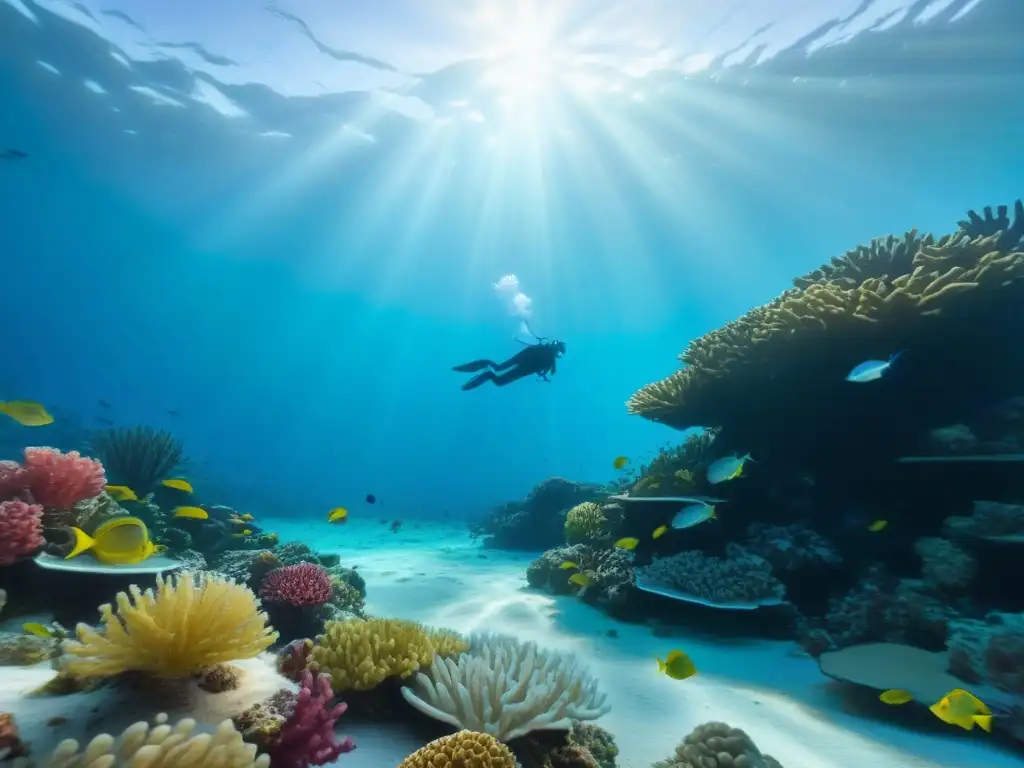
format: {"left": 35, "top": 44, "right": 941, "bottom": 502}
{"left": 400, "top": 634, "right": 610, "bottom": 741}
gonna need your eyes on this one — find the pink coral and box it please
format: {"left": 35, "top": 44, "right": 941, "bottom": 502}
{"left": 0, "top": 461, "right": 28, "bottom": 500}
{"left": 260, "top": 563, "right": 333, "bottom": 607}
{"left": 0, "top": 500, "right": 44, "bottom": 565}
{"left": 21, "top": 447, "right": 105, "bottom": 508}
{"left": 267, "top": 670, "right": 354, "bottom": 768}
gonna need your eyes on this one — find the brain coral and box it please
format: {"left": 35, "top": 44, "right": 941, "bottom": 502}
{"left": 564, "top": 502, "right": 608, "bottom": 544}
{"left": 398, "top": 730, "right": 516, "bottom": 768}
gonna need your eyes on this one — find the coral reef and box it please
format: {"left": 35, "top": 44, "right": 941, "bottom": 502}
{"left": 0, "top": 499, "right": 43, "bottom": 565}
{"left": 260, "top": 563, "right": 333, "bottom": 607}
{"left": 401, "top": 634, "right": 610, "bottom": 741}
{"left": 652, "top": 722, "right": 782, "bottom": 768}
{"left": 265, "top": 670, "right": 355, "bottom": 768}
{"left": 471, "top": 478, "right": 602, "bottom": 550}
{"left": 636, "top": 546, "right": 785, "bottom": 609}
{"left": 625, "top": 430, "right": 719, "bottom": 499}
{"left": 61, "top": 571, "right": 277, "bottom": 678}
{"left": 37, "top": 713, "right": 269, "bottom": 767}
{"left": 526, "top": 545, "right": 634, "bottom": 611}
{"left": 398, "top": 731, "right": 516, "bottom": 768}
{"left": 11, "top": 447, "right": 105, "bottom": 510}
{"left": 564, "top": 503, "right": 608, "bottom": 545}
{"left": 914, "top": 537, "right": 976, "bottom": 594}
{"left": 947, "top": 611, "right": 1024, "bottom": 694}
{"left": 737, "top": 523, "right": 840, "bottom": 572}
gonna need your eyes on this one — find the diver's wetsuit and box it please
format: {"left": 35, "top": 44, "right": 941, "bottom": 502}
{"left": 453, "top": 341, "right": 565, "bottom": 391}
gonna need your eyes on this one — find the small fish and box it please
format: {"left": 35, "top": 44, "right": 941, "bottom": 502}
{"left": 98, "top": 399, "right": 111, "bottom": 409}
{"left": 706, "top": 453, "right": 753, "bottom": 485}
{"left": 22, "top": 622, "right": 54, "bottom": 638}
{"left": 104, "top": 485, "right": 138, "bottom": 502}
{"left": 167, "top": 409, "right": 178, "bottom": 417}
{"left": 671, "top": 503, "right": 716, "bottom": 530}
{"left": 674, "top": 469, "right": 694, "bottom": 484}
{"left": 232, "top": 528, "right": 253, "bottom": 538}
{"left": 0, "top": 400, "right": 54, "bottom": 426}
{"left": 327, "top": 507, "right": 348, "bottom": 524}
{"left": 656, "top": 649, "right": 697, "bottom": 681}
{"left": 1, "top": 149, "right": 27, "bottom": 160}
{"left": 846, "top": 352, "right": 902, "bottom": 383}
{"left": 173, "top": 505, "right": 209, "bottom": 520}
{"left": 868, "top": 520, "right": 888, "bottom": 532}
{"left": 162, "top": 478, "right": 193, "bottom": 493}
{"left": 568, "top": 572, "right": 592, "bottom": 587}
{"left": 880, "top": 689, "right": 914, "bottom": 705}
{"left": 929, "top": 688, "right": 992, "bottom": 732}
{"left": 96, "top": 416, "right": 114, "bottom": 426}
{"left": 239, "top": 513, "right": 253, "bottom": 522}
{"left": 390, "top": 519, "right": 402, "bottom": 533}
{"left": 652, "top": 525, "right": 668, "bottom": 540}
{"left": 65, "top": 516, "right": 160, "bottom": 565}
{"left": 615, "top": 537, "right": 639, "bottom": 551}
{"left": 612, "top": 456, "right": 629, "bottom": 470}
{"left": 365, "top": 494, "right": 376, "bottom": 504}
{"left": 559, "top": 561, "right": 580, "bottom": 570}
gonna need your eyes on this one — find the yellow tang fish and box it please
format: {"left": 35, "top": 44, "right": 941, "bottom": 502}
{"left": 657, "top": 649, "right": 697, "bottom": 681}
{"left": 162, "top": 478, "right": 194, "bottom": 493}
{"left": 929, "top": 688, "right": 992, "bottom": 732}
{"left": 0, "top": 400, "right": 54, "bottom": 427}
{"left": 559, "top": 561, "right": 579, "bottom": 570}
{"left": 65, "top": 516, "right": 161, "bottom": 565}
{"left": 104, "top": 485, "right": 138, "bottom": 502}
{"left": 879, "top": 689, "right": 914, "bottom": 705}
{"left": 868, "top": 520, "right": 888, "bottom": 533}
{"left": 22, "top": 622, "right": 54, "bottom": 638}
{"left": 615, "top": 537, "right": 639, "bottom": 551}
{"left": 652, "top": 525, "right": 668, "bottom": 540}
{"left": 173, "top": 506, "right": 209, "bottom": 520}
{"left": 568, "top": 572, "right": 591, "bottom": 587}
{"left": 327, "top": 507, "right": 348, "bottom": 524}
{"left": 612, "top": 456, "right": 629, "bottom": 470}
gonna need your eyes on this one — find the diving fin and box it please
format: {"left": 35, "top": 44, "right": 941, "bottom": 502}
{"left": 453, "top": 359, "right": 496, "bottom": 373}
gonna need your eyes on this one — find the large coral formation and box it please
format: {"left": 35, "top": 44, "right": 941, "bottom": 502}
{"left": 38, "top": 713, "right": 269, "bottom": 768}
{"left": 636, "top": 546, "right": 785, "bottom": 609}
{"left": 401, "top": 634, "right": 611, "bottom": 741}
{"left": 626, "top": 430, "right": 718, "bottom": 498}
{"left": 527, "top": 545, "right": 635, "bottom": 611}
{"left": 472, "top": 478, "right": 602, "bottom": 551}
{"left": 0, "top": 499, "right": 43, "bottom": 565}
{"left": 914, "top": 537, "right": 976, "bottom": 594}
{"left": 308, "top": 618, "right": 467, "bottom": 693}
{"left": 653, "top": 722, "right": 782, "bottom": 768}
{"left": 398, "top": 731, "right": 516, "bottom": 768}
{"left": 563, "top": 503, "right": 608, "bottom": 545}
{"left": 61, "top": 571, "right": 277, "bottom": 678}
{"left": 947, "top": 611, "right": 1024, "bottom": 694}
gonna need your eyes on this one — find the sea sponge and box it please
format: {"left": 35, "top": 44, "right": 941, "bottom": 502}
{"left": 38, "top": 713, "right": 269, "bottom": 768}
{"left": 564, "top": 502, "right": 607, "bottom": 544}
{"left": 401, "top": 634, "right": 611, "bottom": 741}
{"left": 308, "top": 619, "right": 467, "bottom": 693}
{"left": 61, "top": 571, "right": 277, "bottom": 678}
{"left": 636, "top": 546, "right": 785, "bottom": 609}
{"left": 399, "top": 731, "right": 516, "bottom": 768}
{"left": 0, "top": 499, "right": 43, "bottom": 565}
{"left": 653, "top": 721, "right": 783, "bottom": 768}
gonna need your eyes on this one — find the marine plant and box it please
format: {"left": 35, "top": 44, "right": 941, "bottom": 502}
{"left": 61, "top": 571, "right": 277, "bottom": 678}
{"left": 397, "top": 731, "right": 516, "bottom": 768}
{"left": 89, "top": 425, "right": 184, "bottom": 495}
{"left": 400, "top": 633, "right": 611, "bottom": 741}
{"left": 564, "top": 502, "right": 608, "bottom": 544}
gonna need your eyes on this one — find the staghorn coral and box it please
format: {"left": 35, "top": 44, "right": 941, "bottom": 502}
{"left": 22, "top": 447, "right": 105, "bottom": 509}
{"left": 0, "top": 499, "right": 43, "bottom": 565}
{"left": 308, "top": 618, "right": 467, "bottom": 693}
{"left": 527, "top": 544, "right": 635, "bottom": 611}
{"left": 636, "top": 545, "right": 785, "bottom": 609}
{"left": 89, "top": 426, "right": 184, "bottom": 495}
{"left": 652, "top": 721, "right": 783, "bottom": 768}
{"left": 61, "top": 571, "right": 277, "bottom": 678}
{"left": 398, "top": 730, "right": 516, "bottom": 768}
{"left": 260, "top": 563, "right": 333, "bottom": 607}
{"left": 957, "top": 199, "right": 1024, "bottom": 251}
{"left": 266, "top": 670, "right": 355, "bottom": 768}
{"left": 914, "top": 537, "right": 976, "bottom": 593}
{"left": 38, "top": 713, "right": 269, "bottom": 768}
{"left": 564, "top": 503, "right": 608, "bottom": 545}
{"left": 401, "top": 634, "right": 611, "bottom": 741}
{"left": 627, "top": 205, "right": 1024, "bottom": 428}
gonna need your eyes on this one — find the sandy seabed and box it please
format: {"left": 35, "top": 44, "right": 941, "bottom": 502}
{"left": 2, "top": 518, "right": 1020, "bottom": 768}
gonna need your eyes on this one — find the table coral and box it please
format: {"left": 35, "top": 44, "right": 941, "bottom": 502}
{"left": 0, "top": 499, "right": 43, "bottom": 565}
{"left": 636, "top": 546, "right": 785, "bottom": 609}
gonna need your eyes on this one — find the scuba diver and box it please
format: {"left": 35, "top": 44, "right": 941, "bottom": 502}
{"left": 453, "top": 332, "right": 566, "bottom": 391}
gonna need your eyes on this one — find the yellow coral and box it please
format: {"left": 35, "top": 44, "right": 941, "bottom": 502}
{"left": 398, "top": 730, "right": 516, "bottom": 768}
{"left": 308, "top": 618, "right": 467, "bottom": 693}
{"left": 61, "top": 572, "right": 277, "bottom": 678}
{"left": 564, "top": 502, "right": 607, "bottom": 544}
{"left": 40, "top": 713, "right": 269, "bottom": 768}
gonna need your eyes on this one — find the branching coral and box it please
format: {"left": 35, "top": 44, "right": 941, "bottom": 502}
{"left": 308, "top": 618, "right": 467, "bottom": 693}
{"left": 39, "top": 713, "right": 269, "bottom": 768}
{"left": 22, "top": 447, "right": 105, "bottom": 509}
{"left": 398, "top": 731, "right": 516, "bottom": 768}
{"left": 61, "top": 571, "right": 277, "bottom": 678}
{"left": 0, "top": 499, "right": 43, "bottom": 565}
{"left": 653, "top": 722, "right": 783, "bottom": 768}
{"left": 628, "top": 430, "right": 719, "bottom": 497}
{"left": 401, "top": 634, "right": 611, "bottom": 741}
{"left": 89, "top": 425, "right": 184, "bottom": 495}
{"left": 260, "top": 563, "right": 333, "bottom": 607}
{"left": 564, "top": 502, "right": 608, "bottom": 545}
{"left": 636, "top": 546, "right": 785, "bottom": 609}
{"left": 266, "top": 670, "right": 355, "bottom": 768}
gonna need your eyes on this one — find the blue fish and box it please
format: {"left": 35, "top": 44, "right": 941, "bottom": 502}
{"left": 846, "top": 352, "right": 903, "bottom": 383}
{"left": 671, "top": 502, "right": 717, "bottom": 530}
{"left": 706, "top": 453, "right": 753, "bottom": 485}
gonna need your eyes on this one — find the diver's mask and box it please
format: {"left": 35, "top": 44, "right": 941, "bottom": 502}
{"left": 553, "top": 341, "right": 566, "bottom": 357}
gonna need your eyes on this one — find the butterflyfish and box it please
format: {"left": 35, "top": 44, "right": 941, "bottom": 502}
{"left": 64, "top": 517, "right": 160, "bottom": 565}
{"left": 162, "top": 478, "right": 193, "bottom": 493}
{"left": 929, "top": 688, "right": 993, "bottom": 732}
{"left": 706, "top": 454, "right": 753, "bottom": 485}
{"left": 879, "top": 689, "right": 914, "bottom": 705}
{"left": 671, "top": 503, "right": 716, "bottom": 530}
{"left": 327, "top": 507, "right": 349, "bottom": 524}
{"left": 612, "top": 456, "right": 629, "bottom": 470}
{"left": 846, "top": 352, "right": 902, "bottom": 383}
{"left": 104, "top": 485, "right": 138, "bottom": 502}
{"left": 656, "top": 649, "right": 697, "bottom": 681}
{"left": 615, "top": 537, "right": 639, "bottom": 551}
{"left": 173, "top": 506, "right": 209, "bottom": 520}
{"left": 0, "top": 400, "right": 53, "bottom": 426}
{"left": 652, "top": 525, "right": 668, "bottom": 539}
